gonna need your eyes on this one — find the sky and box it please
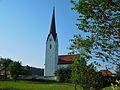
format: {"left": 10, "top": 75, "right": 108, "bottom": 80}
{"left": 0, "top": 0, "right": 82, "bottom": 68}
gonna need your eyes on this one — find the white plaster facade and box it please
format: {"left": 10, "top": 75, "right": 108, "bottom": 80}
{"left": 45, "top": 32, "right": 58, "bottom": 76}
{"left": 57, "top": 64, "right": 70, "bottom": 69}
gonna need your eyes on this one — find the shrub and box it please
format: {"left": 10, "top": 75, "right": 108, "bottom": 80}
{"left": 55, "top": 67, "right": 71, "bottom": 83}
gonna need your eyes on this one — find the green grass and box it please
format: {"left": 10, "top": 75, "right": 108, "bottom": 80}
{"left": 1, "top": 81, "right": 120, "bottom": 90}
{"left": 104, "top": 86, "right": 120, "bottom": 90}
{"left": 0, "top": 81, "right": 77, "bottom": 90}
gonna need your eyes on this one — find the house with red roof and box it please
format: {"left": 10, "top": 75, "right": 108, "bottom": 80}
{"left": 99, "top": 70, "right": 112, "bottom": 76}
{"left": 57, "top": 54, "right": 79, "bottom": 69}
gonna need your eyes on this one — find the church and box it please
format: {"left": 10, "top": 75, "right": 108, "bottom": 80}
{"left": 44, "top": 9, "right": 78, "bottom": 76}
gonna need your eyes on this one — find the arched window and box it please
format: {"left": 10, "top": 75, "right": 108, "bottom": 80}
{"left": 50, "top": 44, "right": 52, "bottom": 49}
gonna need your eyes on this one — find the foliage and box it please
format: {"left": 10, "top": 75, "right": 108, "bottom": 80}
{"left": 69, "top": 35, "right": 104, "bottom": 89}
{"left": 0, "top": 58, "right": 13, "bottom": 80}
{"left": 71, "top": 0, "right": 120, "bottom": 64}
{"left": 111, "top": 80, "right": 120, "bottom": 90}
{"left": 69, "top": 30, "right": 109, "bottom": 90}
{"left": 55, "top": 67, "right": 71, "bottom": 83}
{"left": 7, "top": 61, "right": 22, "bottom": 80}
{"left": 70, "top": 0, "right": 120, "bottom": 89}
{"left": 71, "top": 57, "right": 85, "bottom": 90}
{"left": 22, "top": 65, "right": 31, "bottom": 75}
{"left": 69, "top": 35, "right": 94, "bottom": 56}
{"left": 115, "top": 63, "right": 120, "bottom": 78}
{"left": 104, "top": 80, "right": 120, "bottom": 90}
{"left": 71, "top": 57, "right": 105, "bottom": 90}
{"left": 0, "top": 57, "right": 31, "bottom": 80}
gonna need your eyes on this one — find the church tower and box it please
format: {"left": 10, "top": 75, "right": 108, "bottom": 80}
{"left": 45, "top": 8, "right": 58, "bottom": 76}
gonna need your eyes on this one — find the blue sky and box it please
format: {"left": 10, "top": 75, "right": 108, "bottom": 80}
{"left": 0, "top": 0, "right": 81, "bottom": 68}
{"left": 0, "top": 0, "right": 115, "bottom": 72}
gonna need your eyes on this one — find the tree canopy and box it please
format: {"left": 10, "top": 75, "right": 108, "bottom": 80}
{"left": 71, "top": 0, "right": 120, "bottom": 64}
{"left": 0, "top": 57, "right": 31, "bottom": 80}
{"left": 0, "top": 58, "right": 13, "bottom": 80}
{"left": 7, "top": 61, "right": 22, "bottom": 79}
{"left": 69, "top": 0, "right": 119, "bottom": 89}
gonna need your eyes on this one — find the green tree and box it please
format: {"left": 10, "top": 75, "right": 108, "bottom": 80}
{"left": 71, "top": 57, "right": 105, "bottom": 90}
{"left": 7, "top": 61, "right": 22, "bottom": 80}
{"left": 0, "top": 58, "right": 13, "bottom": 80}
{"left": 70, "top": 1, "right": 120, "bottom": 89}
{"left": 71, "top": 57, "right": 83, "bottom": 90}
{"left": 69, "top": 36, "right": 92, "bottom": 90}
{"left": 69, "top": 35, "right": 105, "bottom": 90}
{"left": 115, "top": 63, "right": 120, "bottom": 78}
{"left": 22, "top": 65, "right": 31, "bottom": 75}
{"left": 55, "top": 67, "right": 71, "bottom": 82}
{"left": 71, "top": 0, "right": 120, "bottom": 64}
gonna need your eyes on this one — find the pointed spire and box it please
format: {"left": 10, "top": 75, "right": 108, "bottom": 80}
{"left": 49, "top": 7, "right": 57, "bottom": 40}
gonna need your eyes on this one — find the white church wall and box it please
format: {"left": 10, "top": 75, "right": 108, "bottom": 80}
{"left": 45, "top": 34, "right": 58, "bottom": 76}
{"left": 57, "top": 64, "right": 70, "bottom": 70}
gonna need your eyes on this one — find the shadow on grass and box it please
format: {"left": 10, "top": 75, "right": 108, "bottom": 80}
{"left": 22, "top": 79, "right": 60, "bottom": 84}
{"left": 0, "top": 88, "right": 21, "bottom": 90}
{"left": 0, "top": 79, "right": 60, "bottom": 84}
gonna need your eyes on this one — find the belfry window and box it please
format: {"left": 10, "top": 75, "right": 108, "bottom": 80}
{"left": 50, "top": 44, "right": 52, "bottom": 49}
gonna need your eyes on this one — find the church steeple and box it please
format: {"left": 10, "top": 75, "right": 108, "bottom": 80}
{"left": 49, "top": 7, "right": 57, "bottom": 40}
{"left": 45, "top": 7, "right": 58, "bottom": 76}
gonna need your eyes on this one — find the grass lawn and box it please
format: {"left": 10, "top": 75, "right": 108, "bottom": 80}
{"left": 1, "top": 80, "right": 120, "bottom": 90}
{"left": 0, "top": 80, "right": 79, "bottom": 90}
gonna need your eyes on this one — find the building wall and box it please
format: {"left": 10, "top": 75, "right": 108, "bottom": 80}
{"left": 57, "top": 64, "right": 70, "bottom": 70}
{"left": 45, "top": 34, "right": 58, "bottom": 76}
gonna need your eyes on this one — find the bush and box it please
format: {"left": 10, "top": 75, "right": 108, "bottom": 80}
{"left": 55, "top": 67, "right": 71, "bottom": 83}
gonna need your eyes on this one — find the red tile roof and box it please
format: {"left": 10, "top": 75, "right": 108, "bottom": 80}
{"left": 99, "top": 70, "right": 112, "bottom": 76}
{"left": 58, "top": 54, "right": 79, "bottom": 64}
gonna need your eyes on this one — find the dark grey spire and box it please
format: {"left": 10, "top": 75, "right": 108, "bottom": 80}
{"left": 48, "top": 7, "right": 57, "bottom": 40}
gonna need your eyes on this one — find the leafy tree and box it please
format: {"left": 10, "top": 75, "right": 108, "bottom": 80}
{"left": 70, "top": 1, "right": 119, "bottom": 89}
{"left": 7, "top": 61, "right": 22, "bottom": 80}
{"left": 71, "top": 57, "right": 84, "bottom": 90}
{"left": 55, "top": 67, "right": 71, "bottom": 82}
{"left": 22, "top": 65, "right": 31, "bottom": 75}
{"left": 71, "top": 57, "right": 105, "bottom": 90}
{"left": 70, "top": 0, "right": 120, "bottom": 64}
{"left": 69, "top": 35, "right": 105, "bottom": 90}
{"left": 0, "top": 58, "right": 13, "bottom": 80}
{"left": 115, "top": 63, "right": 120, "bottom": 78}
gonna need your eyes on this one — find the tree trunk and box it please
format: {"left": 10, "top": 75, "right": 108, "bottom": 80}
{"left": 74, "top": 83, "right": 77, "bottom": 90}
{"left": 4, "top": 68, "right": 7, "bottom": 80}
